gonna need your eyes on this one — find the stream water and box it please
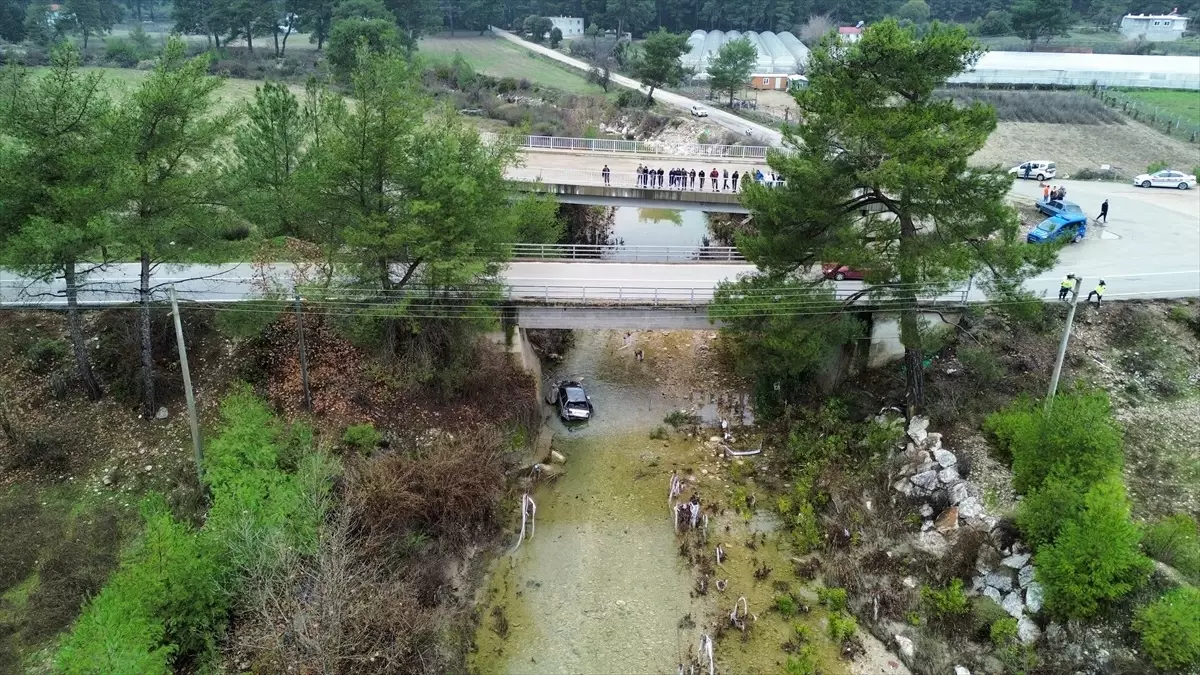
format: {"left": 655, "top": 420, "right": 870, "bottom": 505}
{"left": 472, "top": 331, "right": 740, "bottom": 673}
{"left": 609, "top": 207, "right": 710, "bottom": 248}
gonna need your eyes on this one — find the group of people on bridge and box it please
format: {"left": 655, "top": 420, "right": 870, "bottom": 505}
{"left": 599, "top": 164, "right": 784, "bottom": 191}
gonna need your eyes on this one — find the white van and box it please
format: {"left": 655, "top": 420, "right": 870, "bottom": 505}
{"left": 1009, "top": 160, "right": 1056, "bottom": 181}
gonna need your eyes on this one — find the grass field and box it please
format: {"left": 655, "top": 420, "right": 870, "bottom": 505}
{"left": 27, "top": 67, "right": 303, "bottom": 113}
{"left": 418, "top": 36, "right": 604, "bottom": 95}
{"left": 1117, "top": 89, "right": 1200, "bottom": 126}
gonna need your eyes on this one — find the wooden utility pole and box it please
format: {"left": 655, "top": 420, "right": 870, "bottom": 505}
{"left": 169, "top": 286, "right": 204, "bottom": 484}
{"left": 294, "top": 292, "right": 312, "bottom": 412}
{"left": 1046, "top": 275, "right": 1082, "bottom": 411}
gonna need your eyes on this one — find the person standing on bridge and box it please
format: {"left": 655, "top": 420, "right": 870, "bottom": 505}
{"left": 710, "top": 168, "right": 719, "bottom": 191}
{"left": 602, "top": 165, "right": 611, "bottom": 185}
{"left": 1058, "top": 274, "right": 1075, "bottom": 301}
{"left": 722, "top": 169, "right": 729, "bottom": 191}
{"left": 1097, "top": 199, "right": 1109, "bottom": 223}
{"left": 635, "top": 164, "right": 642, "bottom": 187}
{"left": 656, "top": 168, "right": 663, "bottom": 187}
{"left": 698, "top": 169, "right": 705, "bottom": 190}
{"left": 731, "top": 171, "right": 739, "bottom": 191}
{"left": 690, "top": 168, "right": 696, "bottom": 189}
{"left": 1087, "top": 280, "right": 1106, "bottom": 308}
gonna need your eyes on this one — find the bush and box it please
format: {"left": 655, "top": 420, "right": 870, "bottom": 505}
{"left": 1141, "top": 514, "right": 1200, "bottom": 581}
{"left": 818, "top": 586, "right": 847, "bottom": 611}
{"left": 648, "top": 425, "right": 669, "bottom": 440}
{"left": 1035, "top": 476, "right": 1152, "bottom": 619}
{"left": 979, "top": 10, "right": 1012, "bottom": 35}
{"left": 984, "top": 390, "right": 1122, "bottom": 494}
{"left": 921, "top": 578, "right": 970, "bottom": 620}
{"left": 828, "top": 610, "right": 857, "bottom": 642}
{"left": 785, "top": 646, "right": 818, "bottom": 675}
{"left": 25, "top": 338, "right": 69, "bottom": 374}
{"left": 1017, "top": 474, "right": 1086, "bottom": 548}
{"left": 969, "top": 597, "right": 1010, "bottom": 640}
{"left": 775, "top": 594, "right": 798, "bottom": 617}
{"left": 343, "top": 423, "right": 382, "bottom": 455}
{"left": 990, "top": 616, "right": 1018, "bottom": 646}
{"left": 1133, "top": 588, "right": 1200, "bottom": 672}
{"left": 663, "top": 410, "right": 700, "bottom": 428}
{"left": 1073, "top": 167, "right": 1127, "bottom": 181}
{"left": 104, "top": 38, "right": 140, "bottom": 67}
{"left": 958, "top": 345, "right": 1003, "bottom": 386}
{"left": 615, "top": 89, "right": 638, "bottom": 107}
{"left": 221, "top": 223, "right": 251, "bottom": 241}
{"left": 1147, "top": 159, "right": 1170, "bottom": 174}
{"left": 326, "top": 18, "right": 401, "bottom": 79}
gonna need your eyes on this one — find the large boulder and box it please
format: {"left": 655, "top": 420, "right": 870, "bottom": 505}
{"left": 1002, "top": 590, "right": 1025, "bottom": 618}
{"left": 1018, "top": 565, "right": 1036, "bottom": 588}
{"left": 976, "top": 545, "right": 1002, "bottom": 574}
{"left": 1025, "top": 581, "right": 1044, "bottom": 613}
{"left": 1002, "top": 553, "right": 1031, "bottom": 569}
{"left": 911, "top": 470, "right": 939, "bottom": 491}
{"left": 985, "top": 570, "right": 1014, "bottom": 592}
{"left": 938, "top": 466, "right": 961, "bottom": 485}
{"left": 958, "top": 496, "right": 984, "bottom": 519}
{"left": 935, "top": 506, "right": 960, "bottom": 533}
{"left": 1017, "top": 616, "right": 1042, "bottom": 644}
{"left": 949, "top": 481, "right": 970, "bottom": 505}
{"left": 983, "top": 586, "right": 1003, "bottom": 603}
{"left": 933, "top": 447, "right": 957, "bottom": 468}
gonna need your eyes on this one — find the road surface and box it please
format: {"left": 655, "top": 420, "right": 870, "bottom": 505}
{"left": 491, "top": 27, "right": 784, "bottom": 147}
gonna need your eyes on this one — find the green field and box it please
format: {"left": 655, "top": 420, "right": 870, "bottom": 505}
{"left": 27, "top": 67, "right": 301, "bottom": 113}
{"left": 1118, "top": 89, "right": 1200, "bottom": 126}
{"left": 418, "top": 36, "right": 604, "bottom": 95}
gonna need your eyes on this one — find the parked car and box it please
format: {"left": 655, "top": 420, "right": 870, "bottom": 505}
{"left": 821, "top": 263, "right": 866, "bottom": 281}
{"left": 690, "top": 105, "right": 708, "bottom": 117}
{"left": 1132, "top": 169, "right": 1196, "bottom": 190}
{"left": 548, "top": 381, "right": 593, "bottom": 421}
{"left": 1036, "top": 199, "right": 1084, "bottom": 218}
{"left": 1009, "top": 160, "right": 1056, "bottom": 181}
{"left": 1027, "top": 214, "right": 1087, "bottom": 244}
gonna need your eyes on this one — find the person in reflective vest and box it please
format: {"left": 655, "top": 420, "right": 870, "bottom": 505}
{"left": 1086, "top": 280, "right": 1106, "bottom": 307}
{"left": 1058, "top": 275, "right": 1074, "bottom": 301}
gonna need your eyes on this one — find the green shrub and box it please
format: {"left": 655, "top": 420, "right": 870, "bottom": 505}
{"left": 105, "top": 37, "right": 141, "bottom": 67}
{"left": 56, "top": 389, "right": 336, "bottom": 670}
{"left": 1133, "top": 587, "right": 1200, "bottom": 672}
{"left": 828, "top": 610, "right": 857, "bottom": 642}
{"left": 775, "top": 594, "right": 798, "bottom": 617}
{"left": 921, "top": 578, "right": 970, "bottom": 620}
{"left": 25, "top": 338, "right": 69, "bottom": 374}
{"left": 1035, "top": 476, "right": 1153, "bottom": 619}
{"left": 785, "top": 646, "right": 818, "bottom": 675}
{"left": 1072, "top": 166, "right": 1126, "bottom": 181}
{"left": 969, "top": 597, "right": 1010, "bottom": 639}
{"left": 1142, "top": 514, "right": 1200, "bottom": 582}
{"left": 663, "top": 410, "right": 700, "bottom": 428}
{"left": 343, "top": 423, "right": 383, "bottom": 455}
{"left": 214, "top": 299, "right": 282, "bottom": 339}
{"left": 818, "top": 586, "right": 848, "bottom": 612}
{"left": 990, "top": 616, "right": 1018, "bottom": 646}
{"left": 958, "top": 345, "right": 1004, "bottom": 386}
{"left": 648, "top": 425, "right": 669, "bottom": 440}
{"left": 984, "top": 390, "right": 1122, "bottom": 494}
{"left": 1016, "top": 474, "right": 1087, "bottom": 548}
{"left": 1147, "top": 160, "right": 1170, "bottom": 174}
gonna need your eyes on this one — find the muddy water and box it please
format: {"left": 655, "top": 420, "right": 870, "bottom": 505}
{"left": 610, "top": 207, "right": 709, "bottom": 249}
{"left": 473, "top": 331, "right": 735, "bottom": 673}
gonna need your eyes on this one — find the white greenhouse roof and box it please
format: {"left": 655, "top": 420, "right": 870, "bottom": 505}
{"left": 951, "top": 51, "right": 1200, "bottom": 90}
{"left": 682, "top": 30, "right": 808, "bottom": 76}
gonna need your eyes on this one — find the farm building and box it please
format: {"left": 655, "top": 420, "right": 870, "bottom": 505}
{"left": 548, "top": 16, "right": 584, "bottom": 37}
{"left": 1120, "top": 13, "right": 1189, "bottom": 41}
{"left": 683, "top": 30, "right": 810, "bottom": 78}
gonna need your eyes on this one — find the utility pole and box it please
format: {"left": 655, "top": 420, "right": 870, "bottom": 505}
{"left": 294, "top": 292, "right": 312, "bottom": 412}
{"left": 1046, "top": 275, "right": 1082, "bottom": 411}
{"left": 169, "top": 286, "right": 204, "bottom": 484}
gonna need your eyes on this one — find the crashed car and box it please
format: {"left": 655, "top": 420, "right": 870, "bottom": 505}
{"left": 547, "top": 380, "right": 593, "bottom": 421}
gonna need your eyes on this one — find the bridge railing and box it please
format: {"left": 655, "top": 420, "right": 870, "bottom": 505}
{"left": 505, "top": 284, "right": 971, "bottom": 307}
{"left": 509, "top": 243, "right": 746, "bottom": 262}
{"left": 485, "top": 132, "right": 773, "bottom": 159}
{"left": 510, "top": 166, "right": 783, "bottom": 191}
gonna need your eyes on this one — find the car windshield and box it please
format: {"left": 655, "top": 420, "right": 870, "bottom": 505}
{"left": 1035, "top": 219, "right": 1058, "bottom": 233}
{"left": 1062, "top": 203, "right": 1082, "bottom": 213}
{"left": 563, "top": 387, "right": 587, "bottom": 403}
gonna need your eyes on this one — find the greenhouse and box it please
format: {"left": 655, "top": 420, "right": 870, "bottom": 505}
{"left": 950, "top": 52, "right": 1200, "bottom": 90}
{"left": 682, "top": 30, "right": 811, "bottom": 77}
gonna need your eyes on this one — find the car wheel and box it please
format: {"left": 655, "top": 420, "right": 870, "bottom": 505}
{"left": 1141, "top": 180, "right": 1152, "bottom": 188}
{"left": 1179, "top": 182, "right": 1190, "bottom": 190}
{"left": 1072, "top": 233, "right": 1083, "bottom": 243}
{"left": 1036, "top": 173, "right": 1045, "bottom": 181}
{"left": 834, "top": 272, "right": 846, "bottom": 281}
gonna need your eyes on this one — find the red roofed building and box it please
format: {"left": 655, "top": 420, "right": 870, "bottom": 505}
{"left": 838, "top": 26, "right": 862, "bottom": 42}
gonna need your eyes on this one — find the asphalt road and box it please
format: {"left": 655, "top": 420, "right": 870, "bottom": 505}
{"left": 491, "top": 27, "right": 784, "bottom": 147}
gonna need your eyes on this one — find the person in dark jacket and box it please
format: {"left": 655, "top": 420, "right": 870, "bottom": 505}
{"left": 709, "top": 168, "right": 719, "bottom": 191}
{"left": 1097, "top": 199, "right": 1109, "bottom": 223}
{"left": 722, "top": 169, "right": 729, "bottom": 191}
{"left": 689, "top": 168, "right": 696, "bottom": 189}
{"left": 602, "top": 165, "right": 610, "bottom": 185}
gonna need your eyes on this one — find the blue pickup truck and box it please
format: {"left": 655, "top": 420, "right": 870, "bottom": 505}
{"left": 1027, "top": 214, "right": 1088, "bottom": 244}
{"left": 1036, "top": 199, "right": 1084, "bottom": 218}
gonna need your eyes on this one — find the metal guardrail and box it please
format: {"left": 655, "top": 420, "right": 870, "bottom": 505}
{"left": 484, "top": 132, "right": 773, "bottom": 159}
{"left": 509, "top": 243, "right": 746, "bottom": 262}
{"left": 504, "top": 285, "right": 973, "bottom": 306}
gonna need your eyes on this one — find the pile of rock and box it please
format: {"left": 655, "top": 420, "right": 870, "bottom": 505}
{"left": 892, "top": 415, "right": 1042, "bottom": 644}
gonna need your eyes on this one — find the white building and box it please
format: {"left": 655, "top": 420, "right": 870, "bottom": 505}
{"left": 548, "top": 16, "right": 584, "bottom": 37}
{"left": 1120, "top": 13, "right": 1189, "bottom": 41}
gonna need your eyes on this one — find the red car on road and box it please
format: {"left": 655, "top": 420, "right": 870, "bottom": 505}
{"left": 821, "top": 264, "right": 867, "bottom": 281}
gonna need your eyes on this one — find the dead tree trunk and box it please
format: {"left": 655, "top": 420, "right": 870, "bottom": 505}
{"left": 64, "top": 262, "right": 102, "bottom": 400}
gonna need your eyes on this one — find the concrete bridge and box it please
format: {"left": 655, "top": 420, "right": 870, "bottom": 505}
{"left": 506, "top": 163, "right": 766, "bottom": 211}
